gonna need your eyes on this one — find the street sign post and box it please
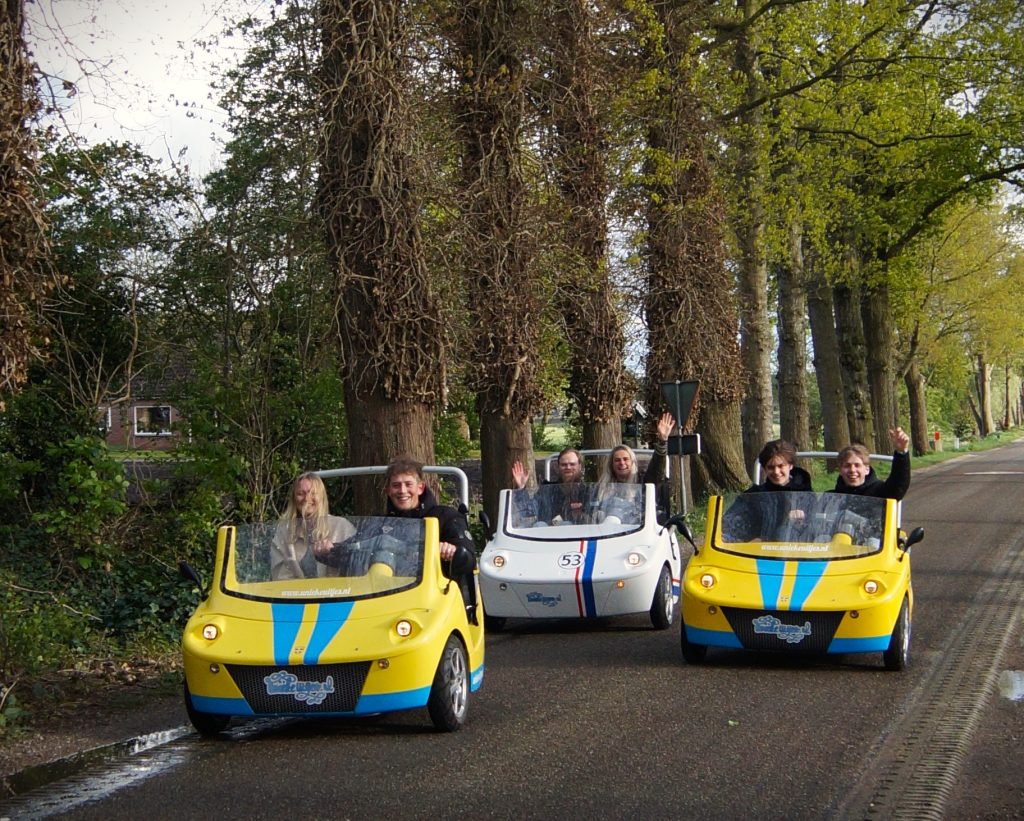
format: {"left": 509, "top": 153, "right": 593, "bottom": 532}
{"left": 659, "top": 380, "right": 700, "bottom": 514}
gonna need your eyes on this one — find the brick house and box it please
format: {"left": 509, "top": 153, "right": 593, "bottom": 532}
{"left": 99, "top": 370, "right": 186, "bottom": 451}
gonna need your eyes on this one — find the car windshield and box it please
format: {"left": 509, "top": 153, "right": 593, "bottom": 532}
{"left": 506, "top": 482, "right": 645, "bottom": 539}
{"left": 712, "top": 492, "right": 891, "bottom": 560}
{"left": 222, "top": 516, "right": 424, "bottom": 602}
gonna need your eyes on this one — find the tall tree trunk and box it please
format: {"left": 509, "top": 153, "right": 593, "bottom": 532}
{"left": 975, "top": 353, "right": 995, "bottom": 436}
{"left": 1, "top": 0, "right": 58, "bottom": 397}
{"left": 449, "top": 0, "right": 543, "bottom": 525}
{"left": 833, "top": 282, "right": 873, "bottom": 448}
{"left": 319, "top": 0, "right": 441, "bottom": 510}
{"left": 777, "top": 218, "right": 809, "bottom": 450}
{"left": 904, "top": 359, "right": 929, "bottom": 456}
{"left": 479, "top": 410, "right": 533, "bottom": 523}
{"left": 548, "top": 0, "right": 628, "bottom": 450}
{"left": 862, "top": 280, "right": 899, "bottom": 446}
{"left": 642, "top": 2, "right": 748, "bottom": 495}
{"left": 1003, "top": 357, "right": 1011, "bottom": 430}
{"left": 806, "top": 258, "right": 849, "bottom": 454}
{"left": 733, "top": 0, "right": 773, "bottom": 468}
{"left": 689, "top": 399, "right": 747, "bottom": 497}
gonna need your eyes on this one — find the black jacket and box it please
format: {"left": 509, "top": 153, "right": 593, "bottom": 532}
{"left": 831, "top": 451, "right": 910, "bottom": 501}
{"left": 743, "top": 465, "right": 813, "bottom": 494}
{"left": 386, "top": 486, "right": 477, "bottom": 578}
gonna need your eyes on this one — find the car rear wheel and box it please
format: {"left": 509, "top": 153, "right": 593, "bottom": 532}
{"left": 650, "top": 565, "right": 675, "bottom": 630}
{"left": 427, "top": 635, "right": 469, "bottom": 732}
{"left": 184, "top": 681, "right": 230, "bottom": 737}
{"left": 883, "top": 597, "right": 911, "bottom": 671}
{"left": 680, "top": 625, "right": 708, "bottom": 664}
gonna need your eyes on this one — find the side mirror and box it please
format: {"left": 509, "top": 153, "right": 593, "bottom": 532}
{"left": 662, "top": 514, "right": 697, "bottom": 551}
{"left": 179, "top": 561, "right": 206, "bottom": 598}
{"left": 899, "top": 526, "right": 925, "bottom": 553}
{"left": 479, "top": 510, "right": 493, "bottom": 539}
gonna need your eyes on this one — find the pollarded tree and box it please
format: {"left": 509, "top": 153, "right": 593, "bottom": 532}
{"left": 641, "top": 0, "right": 748, "bottom": 495}
{"left": 542, "top": 0, "right": 631, "bottom": 451}
{"left": 0, "top": 0, "right": 60, "bottom": 400}
{"left": 443, "top": 0, "right": 548, "bottom": 522}
{"left": 319, "top": 0, "right": 444, "bottom": 510}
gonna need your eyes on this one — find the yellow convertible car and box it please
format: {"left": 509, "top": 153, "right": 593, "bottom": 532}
{"left": 680, "top": 491, "right": 924, "bottom": 670}
{"left": 179, "top": 467, "right": 484, "bottom": 734}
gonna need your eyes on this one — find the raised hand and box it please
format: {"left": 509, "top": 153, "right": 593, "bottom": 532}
{"left": 512, "top": 460, "right": 529, "bottom": 489}
{"left": 656, "top": 411, "right": 676, "bottom": 441}
{"left": 889, "top": 426, "right": 910, "bottom": 454}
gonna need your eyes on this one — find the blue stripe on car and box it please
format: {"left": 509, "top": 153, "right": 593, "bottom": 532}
{"left": 355, "top": 686, "right": 431, "bottom": 713}
{"left": 582, "top": 539, "right": 598, "bottom": 617}
{"left": 756, "top": 559, "right": 783, "bottom": 609}
{"left": 471, "top": 663, "right": 485, "bottom": 692}
{"left": 686, "top": 625, "right": 743, "bottom": 648}
{"left": 191, "top": 695, "right": 253, "bottom": 716}
{"left": 790, "top": 561, "right": 829, "bottom": 611}
{"left": 303, "top": 601, "right": 354, "bottom": 664}
{"left": 828, "top": 635, "right": 891, "bottom": 653}
{"left": 271, "top": 603, "right": 306, "bottom": 665}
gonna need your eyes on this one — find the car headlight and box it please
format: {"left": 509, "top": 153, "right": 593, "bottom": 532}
{"left": 202, "top": 624, "right": 219, "bottom": 640}
{"left": 699, "top": 573, "right": 716, "bottom": 589}
{"left": 863, "top": 580, "right": 879, "bottom": 595}
{"left": 395, "top": 619, "right": 412, "bottom": 637}
{"left": 492, "top": 555, "right": 506, "bottom": 569}
{"left": 626, "top": 552, "right": 642, "bottom": 566}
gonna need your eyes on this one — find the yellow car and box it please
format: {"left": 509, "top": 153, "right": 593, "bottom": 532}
{"left": 179, "top": 468, "right": 484, "bottom": 734}
{"left": 681, "top": 491, "right": 924, "bottom": 670}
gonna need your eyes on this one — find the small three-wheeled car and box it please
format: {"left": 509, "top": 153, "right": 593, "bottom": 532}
{"left": 680, "top": 488, "right": 924, "bottom": 669}
{"left": 179, "top": 467, "right": 484, "bottom": 734}
{"left": 480, "top": 478, "right": 683, "bottom": 630}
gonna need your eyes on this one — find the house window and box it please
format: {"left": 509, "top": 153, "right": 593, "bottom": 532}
{"left": 134, "top": 405, "right": 172, "bottom": 436}
{"left": 97, "top": 406, "right": 112, "bottom": 435}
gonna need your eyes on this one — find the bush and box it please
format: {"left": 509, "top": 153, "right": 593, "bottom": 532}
{"left": 0, "top": 568, "right": 98, "bottom": 680}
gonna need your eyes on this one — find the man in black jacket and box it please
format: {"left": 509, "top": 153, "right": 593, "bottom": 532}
{"left": 383, "top": 457, "right": 477, "bottom": 579}
{"left": 832, "top": 427, "right": 911, "bottom": 501}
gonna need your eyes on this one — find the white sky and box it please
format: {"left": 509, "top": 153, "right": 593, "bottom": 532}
{"left": 24, "top": 0, "right": 264, "bottom": 176}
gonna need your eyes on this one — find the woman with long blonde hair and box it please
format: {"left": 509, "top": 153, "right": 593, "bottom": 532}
{"left": 270, "top": 472, "right": 354, "bottom": 580}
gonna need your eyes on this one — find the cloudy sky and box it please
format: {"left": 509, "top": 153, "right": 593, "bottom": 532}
{"left": 25, "top": 0, "right": 264, "bottom": 174}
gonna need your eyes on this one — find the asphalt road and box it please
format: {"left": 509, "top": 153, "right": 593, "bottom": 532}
{"left": 6, "top": 443, "right": 1024, "bottom": 820}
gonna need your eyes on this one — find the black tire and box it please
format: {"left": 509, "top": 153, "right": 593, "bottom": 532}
{"left": 680, "top": 624, "right": 708, "bottom": 664}
{"left": 883, "top": 597, "right": 911, "bottom": 671}
{"left": 484, "top": 613, "right": 506, "bottom": 632}
{"left": 427, "top": 635, "right": 469, "bottom": 732}
{"left": 650, "top": 565, "right": 676, "bottom": 630}
{"left": 184, "top": 681, "right": 230, "bottom": 737}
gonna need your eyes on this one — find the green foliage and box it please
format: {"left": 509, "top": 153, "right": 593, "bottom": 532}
{"left": 531, "top": 419, "right": 556, "bottom": 451}
{"left": 0, "top": 567, "right": 97, "bottom": 680}
{"left": 0, "top": 689, "right": 27, "bottom": 733}
{"left": 32, "top": 436, "right": 129, "bottom": 571}
{"left": 434, "top": 411, "right": 472, "bottom": 464}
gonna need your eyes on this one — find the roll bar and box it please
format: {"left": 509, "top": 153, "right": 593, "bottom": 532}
{"left": 542, "top": 448, "right": 672, "bottom": 483}
{"left": 316, "top": 465, "right": 470, "bottom": 510}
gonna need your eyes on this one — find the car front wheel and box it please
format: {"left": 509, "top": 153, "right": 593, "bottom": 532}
{"left": 883, "top": 597, "right": 911, "bottom": 671}
{"left": 680, "top": 624, "right": 708, "bottom": 664}
{"left": 428, "top": 635, "right": 469, "bottom": 731}
{"left": 184, "top": 681, "right": 230, "bottom": 737}
{"left": 650, "top": 565, "right": 675, "bottom": 630}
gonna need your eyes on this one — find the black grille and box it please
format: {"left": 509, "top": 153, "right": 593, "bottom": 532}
{"left": 226, "top": 662, "right": 371, "bottom": 714}
{"left": 721, "top": 607, "right": 844, "bottom": 653}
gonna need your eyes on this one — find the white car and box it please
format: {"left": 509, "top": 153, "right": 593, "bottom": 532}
{"left": 479, "top": 481, "right": 683, "bottom": 630}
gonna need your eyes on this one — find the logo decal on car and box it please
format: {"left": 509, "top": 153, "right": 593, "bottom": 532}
{"left": 526, "top": 592, "right": 562, "bottom": 607}
{"left": 752, "top": 614, "right": 812, "bottom": 644}
{"left": 264, "top": 670, "right": 336, "bottom": 705}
